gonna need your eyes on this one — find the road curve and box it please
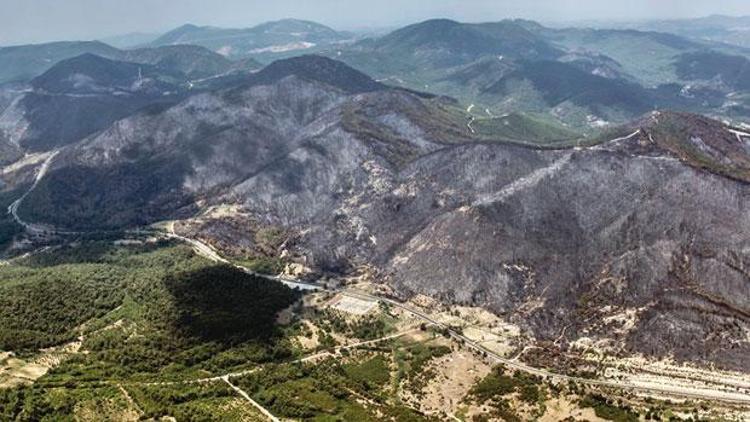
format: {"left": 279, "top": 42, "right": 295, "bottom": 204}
{"left": 7, "top": 151, "right": 59, "bottom": 234}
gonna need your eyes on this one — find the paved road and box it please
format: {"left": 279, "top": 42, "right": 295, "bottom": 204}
{"left": 341, "top": 291, "right": 750, "bottom": 405}
{"left": 166, "top": 222, "right": 323, "bottom": 291}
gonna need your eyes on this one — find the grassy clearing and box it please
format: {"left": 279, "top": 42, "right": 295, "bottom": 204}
{"left": 474, "top": 112, "right": 581, "bottom": 145}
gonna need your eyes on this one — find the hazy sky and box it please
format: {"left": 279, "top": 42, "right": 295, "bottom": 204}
{"left": 2, "top": 0, "right": 750, "bottom": 45}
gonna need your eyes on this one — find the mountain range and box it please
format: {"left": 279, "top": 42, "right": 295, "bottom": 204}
{"left": 0, "top": 16, "right": 749, "bottom": 377}
{"left": 0, "top": 41, "right": 261, "bottom": 85}
{"left": 606, "top": 14, "right": 750, "bottom": 49}
{"left": 300, "top": 18, "right": 750, "bottom": 131}
{"left": 7, "top": 16, "right": 750, "bottom": 132}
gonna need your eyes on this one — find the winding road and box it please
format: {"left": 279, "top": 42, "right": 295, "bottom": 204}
{"left": 165, "top": 222, "right": 322, "bottom": 291}
{"left": 7, "top": 151, "right": 58, "bottom": 234}
{"left": 466, "top": 103, "right": 476, "bottom": 134}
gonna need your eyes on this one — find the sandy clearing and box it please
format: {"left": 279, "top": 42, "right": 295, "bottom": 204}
{"left": 328, "top": 294, "right": 378, "bottom": 315}
{"left": 0, "top": 339, "right": 80, "bottom": 388}
{"left": 0, "top": 151, "right": 53, "bottom": 176}
{"left": 416, "top": 349, "right": 491, "bottom": 415}
{"left": 540, "top": 397, "right": 605, "bottom": 421}
{"left": 293, "top": 320, "right": 321, "bottom": 351}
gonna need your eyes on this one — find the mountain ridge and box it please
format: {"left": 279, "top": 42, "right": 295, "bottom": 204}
{"left": 150, "top": 18, "right": 347, "bottom": 58}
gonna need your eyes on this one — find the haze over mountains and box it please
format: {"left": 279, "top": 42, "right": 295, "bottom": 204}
{"left": 0, "top": 11, "right": 750, "bottom": 419}
{"left": 150, "top": 19, "right": 350, "bottom": 57}
{"left": 602, "top": 14, "right": 750, "bottom": 49}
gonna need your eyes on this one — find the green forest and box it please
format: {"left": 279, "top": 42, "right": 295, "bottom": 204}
{"left": 0, "top": 241, "right": 303, "bottom": 420}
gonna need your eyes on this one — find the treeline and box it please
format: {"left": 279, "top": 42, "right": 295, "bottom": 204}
{"left": 0, "top": 264, "right": 125, "bottom": 350}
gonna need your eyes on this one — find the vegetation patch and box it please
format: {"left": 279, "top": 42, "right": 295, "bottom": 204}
{"left": 315, "top": 308, "right": 396, "bottom": 341}
{"left": 580, "top": 393, "right": 640, "bottom": 422}
{"left": 0, "top": 242, "right": 302, "bottom": 384}
{"left": 0, "top": 384, "right": 131, "bottom": 421}
{"left": 467, "top": 365, "right": 547, "bottom": 419}
{"left": 126, "top": 382, "right": 261, "bottom": 421}
{"left": 344, "top": 354, "right": 391, "bottom": 388}
{"left": 474, "top": 112, "right": 581, "bottom": 145}
{"left": 0, "top": 252, "right": 128, "bottom": 350}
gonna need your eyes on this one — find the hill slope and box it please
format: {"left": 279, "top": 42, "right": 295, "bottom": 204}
{"left": 0, "top": 54, "right": 186, "bottom": 152}
{"left": 321, "top": 19, "right": 750, "bottom": 129}
{"left": 362, "top": 18, "right": 561, "bottom": 68}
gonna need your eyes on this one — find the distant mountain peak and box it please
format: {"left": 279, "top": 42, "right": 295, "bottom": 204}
{"left": 412, "top": 18, "right": 462, "bottom": 27}
{"left": 244, "top": 55, "right": 385, "bottom": 94}
{"left": 370, "top": 18, "right": 561, "bottom": 66}
{"left": 30, "top": 53, "right": 175, "bottom": 95}
{"left": 150, "top": 19, "right": 346, "bottom": 57}
{"left": 151, "top": 23, "right": 207, "bottom": 46}
{"left": 176, "top": 23, "right": 201, "bottom": 30}
{"left": 259, "top": 18, "right": 336, "bottom": 28}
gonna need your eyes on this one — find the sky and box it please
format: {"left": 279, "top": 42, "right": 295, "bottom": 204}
{"left": 2, "top": 0, "right": 750, "bottom": 45}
